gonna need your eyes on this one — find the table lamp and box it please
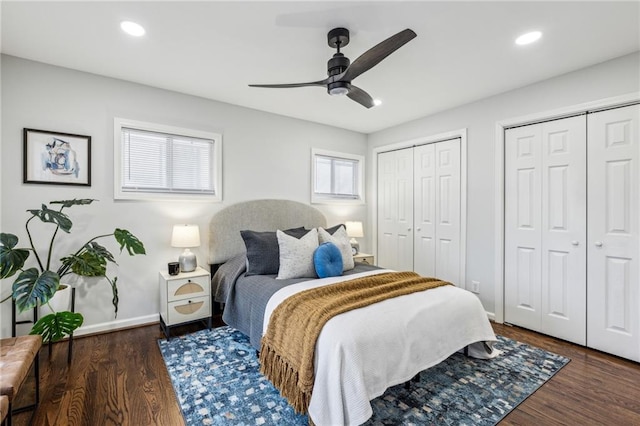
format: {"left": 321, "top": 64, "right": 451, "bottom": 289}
{"left": 171, "top": 224, "right": 200, "bottom": 272}
{"left": 345, "top": 221, "right": 364, "bottom": 255}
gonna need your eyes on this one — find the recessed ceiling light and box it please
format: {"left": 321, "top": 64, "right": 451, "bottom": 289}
{"left": 373, "top": 99, "right": 382, "bottom": 107}
{"left": 515, "top": 31, "right": 542, "bottom": 46}
{"left": 120, "top": 21, "right": 145, "bottom": 37}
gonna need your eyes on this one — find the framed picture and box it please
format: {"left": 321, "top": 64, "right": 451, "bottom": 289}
{"left": 23, "top": 128, "right": 91, "bottom": 186}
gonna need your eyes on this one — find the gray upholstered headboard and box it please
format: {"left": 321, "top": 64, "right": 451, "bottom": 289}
{"left": 208, "top": 199, "right": 327, "bottom": 265}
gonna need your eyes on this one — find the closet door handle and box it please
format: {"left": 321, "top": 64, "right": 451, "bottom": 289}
{"left": 571, "top": 241, "right": 579, "bottom": 246}
{"left": 595, "top": 241, "right": 603, "bottom": 248}
{"left": 416, "top": 227, "right": 422, "bottom": 231}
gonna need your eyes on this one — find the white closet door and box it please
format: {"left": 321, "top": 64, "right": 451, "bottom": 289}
{"left": 414, "top": 139, "right": 461, "bottom": 282}
{"left": 505, "top": 125, "right": 543, "bottom": 331}
{"left": 377, "top": 149, "right": 414, "bottom": 271}
{"left": 587, "top": 104, "right": 640, "bottom": 361}
{"left": 413, "top": 143, "right": 436, "bottom": 277}
{"left": 378, "top": 151, "right": 398, "bottom": 269}
{"left": 434, "top": 139, "right": 461, "bottom": 284}
{"left": 505, "top": 117, "right": 587, "bottom": 344}
{"left": 540, "top": 116, "right": 587, "bottom": 345}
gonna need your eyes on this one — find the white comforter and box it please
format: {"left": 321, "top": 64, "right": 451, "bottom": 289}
{"left": 263, "top": 270, "right": 498, "bottom": 426}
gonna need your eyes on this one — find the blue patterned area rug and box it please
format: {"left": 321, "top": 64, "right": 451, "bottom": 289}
{"left": 158, "top": 326, "right": 569, "bottom": 426}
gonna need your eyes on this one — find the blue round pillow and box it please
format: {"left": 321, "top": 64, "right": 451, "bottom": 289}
{"left": 313, "top": 242, "right": 344, "bottom": 278}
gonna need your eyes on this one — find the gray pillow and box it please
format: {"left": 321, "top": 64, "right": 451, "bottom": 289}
{"left": 276, "top": 228, "right": 319, "bottom": 279}
{"left": 324, "top": 223, "right": 345, "bottom": 235}
{"left": 318, "top": 225, "right": 355, "bottom": 271}
{"left": 241, "top": 227, "right": 307, "bottom": 276}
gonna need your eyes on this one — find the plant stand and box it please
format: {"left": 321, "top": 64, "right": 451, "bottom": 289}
{"left": 11, "top": 287, "right": 76, "bottom": 364}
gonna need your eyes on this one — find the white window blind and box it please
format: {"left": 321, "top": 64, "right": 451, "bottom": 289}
{"left": 312, "top": 149, "right": 364, "bottom": 204}
{"left": 114, "top": 118, "right": 222, "bottom": 201}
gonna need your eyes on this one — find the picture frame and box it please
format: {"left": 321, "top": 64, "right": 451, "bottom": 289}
{"left": 23, "top": 128, "right": 91, "bottom": 186}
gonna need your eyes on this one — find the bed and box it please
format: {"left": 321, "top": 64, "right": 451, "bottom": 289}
{"left": 209, "top": 199, "right": 498, "bottom": 426}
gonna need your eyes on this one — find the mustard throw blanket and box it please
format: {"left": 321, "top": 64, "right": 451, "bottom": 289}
{"left": 259, "top": 271, "right": 452, "bottom": 414}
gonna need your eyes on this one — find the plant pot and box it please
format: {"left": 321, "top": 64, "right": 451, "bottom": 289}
{"left": 40, "top": 284, "right": 73, "bottom": 316}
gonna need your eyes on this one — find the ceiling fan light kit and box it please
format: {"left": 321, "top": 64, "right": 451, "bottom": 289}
{"left": 249, "top": 27, "right": 416, "bottom": 108}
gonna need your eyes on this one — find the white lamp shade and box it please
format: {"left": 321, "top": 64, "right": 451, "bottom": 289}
{"left": 345, "top": 221, "right": 364, "bottom": 238}
{"left": 171, "top": 224, "right": 201, "bottom": 248}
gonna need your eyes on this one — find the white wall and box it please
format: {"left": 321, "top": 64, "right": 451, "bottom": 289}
{"left": 367, "top": 52, "right": 640, "bottom": 316}
{"left": 0, "top": 55, "right": 368, "bottom": 338}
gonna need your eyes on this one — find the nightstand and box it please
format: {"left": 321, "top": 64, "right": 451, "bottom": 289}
{"left": 159, "top": 266, "right": 211, "bottom": 338}
{"left": 353, "top": 253, "right": 375, "bottom": 266}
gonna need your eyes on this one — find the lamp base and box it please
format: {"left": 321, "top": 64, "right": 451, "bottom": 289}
{"left": 179, "top": 249, "right": 197, "bottom": 273}
{"left": 349, "top": 238, "right": 360, "bottom": 255}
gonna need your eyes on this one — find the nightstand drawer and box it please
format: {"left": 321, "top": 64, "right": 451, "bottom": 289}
{"left": 167, "top": 275, "right": 209, "bottom": 302}
{"left": 167, "top": 296, "right": 210, "bottom": 325}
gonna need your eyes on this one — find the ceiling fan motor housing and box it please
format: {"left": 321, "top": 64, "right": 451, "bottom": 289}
{"left": 327, "top": 53, "right": 351, "bottom": 95}
{"left": 327, "top": 53, "right": 350, "bottom": 76}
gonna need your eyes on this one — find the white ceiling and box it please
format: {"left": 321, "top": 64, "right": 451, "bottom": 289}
{"left": 2, "top": 1, "right": 639, "bottom": 133}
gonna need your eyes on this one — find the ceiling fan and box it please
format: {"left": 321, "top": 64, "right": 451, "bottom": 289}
{"left": 248, "top": 27, "right": 417, "bottom": 108}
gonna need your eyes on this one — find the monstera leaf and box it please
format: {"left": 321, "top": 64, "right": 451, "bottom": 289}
{"left": 27, "top": 204, "right": 73, "bottom": 233}
{"left": 60, "top": 242, "right": 111, "bottom": 277}
{"left": 0, "top": 233, "right": 30, "bottom": 279}
{"left": 31, "top": 311, "right": 84, "bottom": 343}
{"left": 115, "top": 229, "right": 146, "bottom": 256}
{"left": 12, "top": 268, "right": 59, "bottom": 312}
{"left": 50, "top": 198, "right": 96, "bottom": 208}
{"left": 109, "top": 276, "right": 119, "bottom": 317}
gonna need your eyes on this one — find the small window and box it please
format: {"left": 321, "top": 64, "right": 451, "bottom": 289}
{"left": 311, "top": 148, "right": 364, "bottom": 204}
{"left": 114, "top": 118, "right": 222, "bottom": 201}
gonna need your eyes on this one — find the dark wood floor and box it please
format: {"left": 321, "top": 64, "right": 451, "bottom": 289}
{"left": 10, "top": 321, "right": 640, "bottom": 425}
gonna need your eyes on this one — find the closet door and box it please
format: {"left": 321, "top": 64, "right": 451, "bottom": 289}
{"left": 377, "top": 149, "right": 414, "bottom": 271}
{"left": 505, "top": 124, "right": 543, "bottom": 331}
{"left": 540, "top": 117, "right": 587, "bottom": 345}
{"left": 587, "top": 104, "right": 640, "bottom": 361}
{"left": 413, "top": 144, "right": 436, "bottom": 277}
{"left": 505, "top": 116, "right": 587, "bottom": 344}
{"left": 413, "top": 139, "right": 461, "bottom": 281}
{"left": 434, "top": 139, "right": 461, "bottom": 284}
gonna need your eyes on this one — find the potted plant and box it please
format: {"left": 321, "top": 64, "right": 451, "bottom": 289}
{"left": 0, "top": 198, "right": 145, "bottom": 342}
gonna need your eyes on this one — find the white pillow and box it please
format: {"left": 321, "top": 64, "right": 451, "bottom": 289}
{"left": 318, "top": 226, "right": 355, "bottom": 272}
{"left": 276, "top": 228, "right": 319, "bottom": 279}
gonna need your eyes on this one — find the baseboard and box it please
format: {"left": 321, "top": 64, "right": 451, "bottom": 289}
{"left": 486, "top": 311, "right": 496, "bottom": 322}
{"left": 73, "top": 314, "right": 159, "bottom": 337}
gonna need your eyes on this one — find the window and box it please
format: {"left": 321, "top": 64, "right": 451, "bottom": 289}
{"left": 114, "top": 118, "right": 222, "bottom": 201}
{"left": 311, "top": 148, "right": 364, "bottom": 204}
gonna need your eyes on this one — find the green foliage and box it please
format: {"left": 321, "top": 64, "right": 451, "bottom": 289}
{"left": 115, "top": 229, "right": 146, "bottom": 256}
{"left": 2, "top": 199, "right": 145, "bottom": 342}
{"left": 31, "top": 311, "right": 84, "bottom": 343}
{"left": 27, "top": 204, "right": 73, "bottom": 233}
{"left": 12, "top": 268, "right": 59, "bottom": 312}
{"left": 60, "top": 243, "right": 111, "bottom": 277}
{"left": 50, "top": 199, "right": 95, "bottom": 208}
{"left": 109, "top": 276, "right": 119, "bottom": 317}
{"left": 0, "top": 233, "right": 30, "bottom": 279}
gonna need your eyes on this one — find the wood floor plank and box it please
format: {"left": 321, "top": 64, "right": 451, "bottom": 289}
{"left": 9, "top": 321, "right": 640, "bottom": 425}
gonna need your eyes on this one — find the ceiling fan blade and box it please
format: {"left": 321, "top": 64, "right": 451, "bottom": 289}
{"left": 249, "top": 78, "right": 329, "bottom": 89}
{"left": 340, "top": 29, "right": 416, "bottom": 82}
{"left": 347, "top": 85, "right": 375, "bottom": 108}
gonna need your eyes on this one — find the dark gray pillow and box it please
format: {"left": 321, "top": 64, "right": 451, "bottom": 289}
{"left": 323, "top": 224, "right": 345, "bottom": 235}
{"left": 241, "top": 227, "right": 307, "bottom": 276}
